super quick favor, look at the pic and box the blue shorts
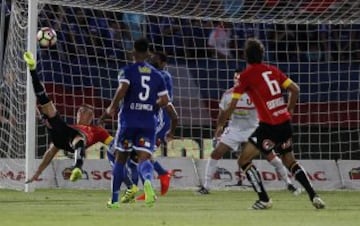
[114,127,156,154]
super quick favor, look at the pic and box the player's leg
[277,121,324,209]
[154,126,173,196]
[108,150,129,208]
[265,150,302,196]
[199,127,242,194]
[107,140,139,204]
[135,128,157,207]
[107,128,132,208]
[198,142,231,194]
[69,136,86,182]
[281,150,325,209]
[126,151,144,185]
[238,142,272,209]
[120,153,140,203]
[23,52,57,118]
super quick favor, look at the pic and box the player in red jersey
[23,52,113,183]
[223,38,325,209]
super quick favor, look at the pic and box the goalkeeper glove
[23,51,36,70]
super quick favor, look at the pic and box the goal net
[0,0,359,190]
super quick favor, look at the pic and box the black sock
[73,140,85,169]
[242,163,269,202]
[291,162,317,201]
[30,70,50,105]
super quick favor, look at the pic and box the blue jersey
[118,62,168,129]
[156,69,173,142]
[160,70,173,101]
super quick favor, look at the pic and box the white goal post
[0,0,359,190]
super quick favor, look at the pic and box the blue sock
[128,159,139,185]
[138,160,154,182]
[153,160,168,176]
[111,162,125,203]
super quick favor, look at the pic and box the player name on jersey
[130,102,154,111]
[266,96,285,110]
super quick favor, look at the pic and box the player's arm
[281,78,299,115]
[105,82,129,117]
[222,92,242,126]
[157,93,170,108]
[214,108,227,138]
[164,102,178,141]
[25,144,59,183]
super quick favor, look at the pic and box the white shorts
[219,127,254,152]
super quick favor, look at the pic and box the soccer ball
[37,27,57,47]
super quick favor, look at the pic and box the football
[37,27,57,47]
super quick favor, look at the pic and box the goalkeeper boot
[120,185,139,203]
[251,199,273,210]
[70,167,82,182]
[312,195,326,209]
[23,52,36,70]
[144,180,156,207]
[106,200,120,209]
[159,170,172,195]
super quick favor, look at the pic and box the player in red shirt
[223,38,325,209]
[23,52,113,184]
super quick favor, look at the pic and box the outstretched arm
[105,82,129,117]
[25,144,59,183]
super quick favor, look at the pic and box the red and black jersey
[71,124,112,147]
[233,63,292,125]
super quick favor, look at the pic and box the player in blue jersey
[130,51,178,200]
[103,38,170,208]
[104,52,179,203]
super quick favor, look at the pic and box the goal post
[25,0,39,192]
[0,0,359,190]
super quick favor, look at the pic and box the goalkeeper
[24,52,113,183]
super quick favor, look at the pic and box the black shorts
[47,114,80,153]
[248,120,293,155]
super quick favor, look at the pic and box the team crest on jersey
[262,139,275,151]
[281,138,292,149]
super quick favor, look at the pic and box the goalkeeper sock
[30,70,50,105]
[203,158,218,189]
[290,162,317,201]
[153,160,168,176]
[111,162,125,203]
[138,159,154,182]
[242,163,270,202]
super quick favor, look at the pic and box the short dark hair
[134,38,149,53]
[234,69,241,74]
[154,51,167,63]
[150,51,167,69]
[244,38,264,64]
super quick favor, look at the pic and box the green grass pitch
[1,189,360,226]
